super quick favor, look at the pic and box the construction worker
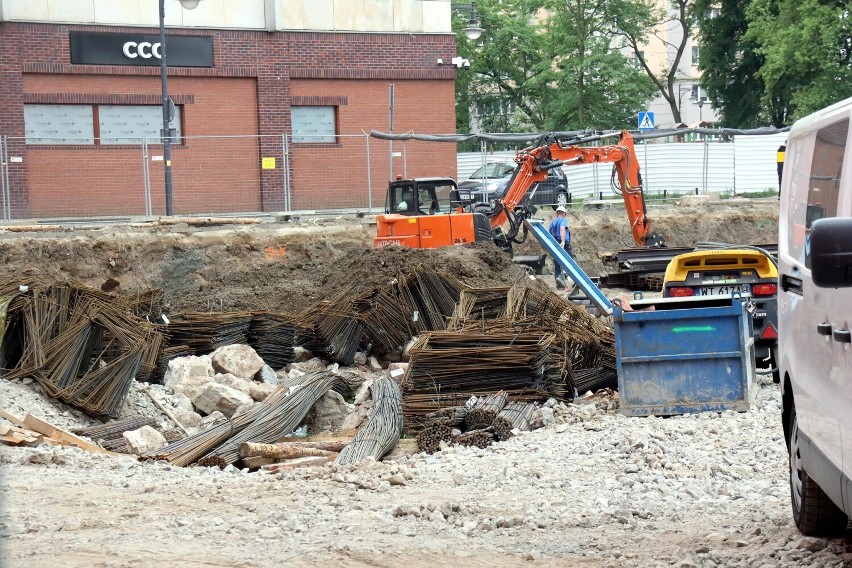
[777,141,786,191]
[548,205,573,289]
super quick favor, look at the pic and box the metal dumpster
[613,292,756,417]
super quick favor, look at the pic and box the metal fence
[0,129,786,222]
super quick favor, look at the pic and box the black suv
[457,161,569,209]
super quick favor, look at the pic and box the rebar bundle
[447,287,510,331]
[397,268,463,333]
[72,415,156,439]
[149,371,345,467]
[498,402,536,431]
[403,390,547,432]
[506,281,617,393]
[403,330,560,396]
[454,429,494,449]
[464,391,508,430]
[425,406,468,427]
[415,422,453,454]
[334,376,403,465]
[354,289,411,356]
[1,282,163,419]
[490,416,514,441]
[166,311,253,354]
[249,312,296,369]
[573,367,618,394]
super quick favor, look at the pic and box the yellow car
[663,248,778,378]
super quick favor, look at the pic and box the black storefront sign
[70,32,213,67]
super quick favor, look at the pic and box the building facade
[0,0,459,218]
[637,2,718,128]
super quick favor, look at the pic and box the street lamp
[696,99,705,121]
[455,2,485,40]
[160,0,202,216]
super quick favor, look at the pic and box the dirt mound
[0,199,777,313]
[0,225,526,315]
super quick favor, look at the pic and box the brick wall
[289,78,457,211]
[0,23,458,218]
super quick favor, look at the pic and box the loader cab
[385,177,462,216]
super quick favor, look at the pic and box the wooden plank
[260,455,336,473]
[22,414,59,437]
[0,423,12,437]
[21,414,117,455]
[1,410,26,427]
[238,441,341,459]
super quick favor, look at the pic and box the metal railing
[0,129,786,223]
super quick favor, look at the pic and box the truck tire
[788,405,848,535]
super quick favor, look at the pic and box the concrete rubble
[122,426,168,455]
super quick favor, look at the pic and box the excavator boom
[490,130,661,247]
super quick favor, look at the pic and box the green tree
[454,0,656,133]
[693,0,777,127]
[746,0,852,121]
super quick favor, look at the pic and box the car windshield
[469,162,515,179]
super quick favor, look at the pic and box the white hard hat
[556,205,566,213]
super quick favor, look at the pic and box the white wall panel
[457,134,787,200]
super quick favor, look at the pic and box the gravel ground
[2,373,851,567]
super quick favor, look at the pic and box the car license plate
[697,285,743,296]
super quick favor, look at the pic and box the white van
[779,96,852,535]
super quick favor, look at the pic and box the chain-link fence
[0,129,786,222]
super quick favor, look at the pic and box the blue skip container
[613,292,756,417]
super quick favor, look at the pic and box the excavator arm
[489,130,664,247]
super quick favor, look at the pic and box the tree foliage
[693,0,778,127]
[454,0,656,132]
[745,0,851,121]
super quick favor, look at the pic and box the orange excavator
[374,130,665,253]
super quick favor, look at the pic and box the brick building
[0,1,459,218]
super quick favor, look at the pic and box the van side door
[780,119,847,499]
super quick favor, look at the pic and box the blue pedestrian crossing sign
[638,111,655,131]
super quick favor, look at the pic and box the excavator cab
[385,178,462,216]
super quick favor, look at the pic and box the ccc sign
[123,41,163,59]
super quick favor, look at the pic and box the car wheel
[788,405,848,535]
[552,192,568,210]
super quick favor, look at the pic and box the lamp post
[453,2,485,40]
[677,84,692,120]
[463,2,485,40]
[160,0,202,216]
[696,99,705,122]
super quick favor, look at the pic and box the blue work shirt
[548,217,570,243]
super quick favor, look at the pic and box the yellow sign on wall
[261,157,276,170]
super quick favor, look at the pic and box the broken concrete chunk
[256,365,279,385]
[341,400,373,433]
[213,373,254,395]
[306,390,352,435]
[210,344,265,379]
[368,356,383,371]
[249,382,276,402]
[174,410,203,429]
[353,379,374,406]
[353,352,368,366]
[192,382,255,418]
[123,425,168,455]
[163,355,215,399]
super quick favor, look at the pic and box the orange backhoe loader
[374,130,665,253]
